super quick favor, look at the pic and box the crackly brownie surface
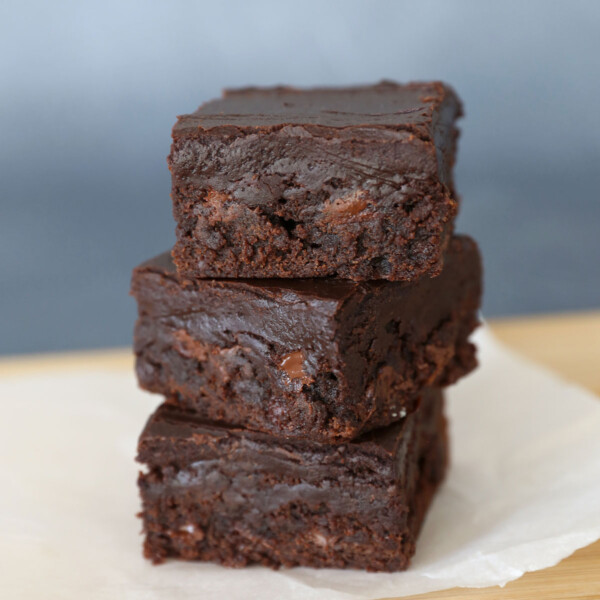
[132,235,481,441]
[168,81,462,281]
[137,388,448,571]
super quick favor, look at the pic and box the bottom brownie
[137,388,448,572]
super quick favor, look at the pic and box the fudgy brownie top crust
[138,388,443,476]
[173,81,461,132]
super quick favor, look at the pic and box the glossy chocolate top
[137,389,442,489]
[138,392,440,459]
[174,81,461,133]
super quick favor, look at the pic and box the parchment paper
[2,327,599,599]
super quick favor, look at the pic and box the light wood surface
[1,311,599,598]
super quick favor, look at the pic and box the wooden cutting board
[1,311,599,599]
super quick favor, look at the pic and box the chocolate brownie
[137,388,447,571]
[168,81,462,281]
[132,235,481,441]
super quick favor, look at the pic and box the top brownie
[168,81,462,281]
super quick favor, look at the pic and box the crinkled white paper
[1,328,600,600]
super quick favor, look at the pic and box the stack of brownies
[131,82,482,572]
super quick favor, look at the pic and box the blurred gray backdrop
[1,0,599,355]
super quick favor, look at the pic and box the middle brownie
[132,235,481,441]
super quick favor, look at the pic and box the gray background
[1,0,599,355]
